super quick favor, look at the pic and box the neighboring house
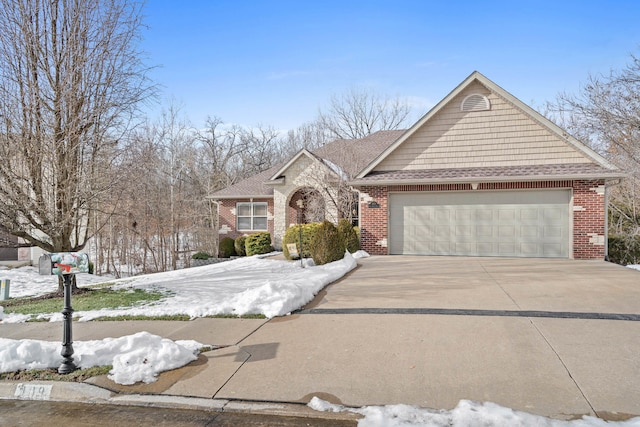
[0,227,32,262]
[0,227,18,261]
[209,72,624,259]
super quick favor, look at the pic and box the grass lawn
[1,287,265,321]
[2,288,166,320]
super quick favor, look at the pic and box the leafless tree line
[91,91,413,276]
[0,0,414,279]
[546,52,640,240]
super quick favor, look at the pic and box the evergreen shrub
[234,235,247,257]
[191,251,211,260]
[310,220,346,265]
[337,218,360,253]
[282,223,321,260]
[246,232,272,256]
[218,237,236,258]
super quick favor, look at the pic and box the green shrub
[282,223,322,260]
[608,235,640,265]
[245,232,272,256]
[191,251,211,260]
[88,261,94,275]
[234,235,247,257]
[218,237,236,258]
[310,220,346,265]
[337,218,360,253]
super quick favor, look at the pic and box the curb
[0,380,360,423]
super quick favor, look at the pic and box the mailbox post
[39,252,90,374]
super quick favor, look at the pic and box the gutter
[349,173,627,187]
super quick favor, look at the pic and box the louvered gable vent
[461,94,490,112]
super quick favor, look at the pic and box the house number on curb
[14,383,53,400]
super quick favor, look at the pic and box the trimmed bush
[234,235,247,257]
[218,237,236,258]
[608,235,640,265]
[282,223,322,260]
[191,251,211,260]
[310,220,346,265]
[337,218,360,253]
[246,232,272,256]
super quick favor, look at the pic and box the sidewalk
[1,256,640,422]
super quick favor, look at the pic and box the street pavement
[1,256,639,423]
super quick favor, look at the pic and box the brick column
[572,179,606,259]
[359,185,388,255]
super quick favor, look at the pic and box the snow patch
[309,397,640,427]
[0,332,201,385]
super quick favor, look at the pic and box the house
[209,72,624,259]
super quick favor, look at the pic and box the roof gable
[209,130,403,200]
[268,149,325,181]
[357,71,618,178]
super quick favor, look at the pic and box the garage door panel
[543,243,564,257]
[520,225,540,238]
[543,226,562,237]
[520,208,539,221]
[389,190,570,258]
[436,209,454,222]
[476,225,493,237]
[498,209,516,221]
[498,243,516,255]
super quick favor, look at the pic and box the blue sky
[141,0,640,130]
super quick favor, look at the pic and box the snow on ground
[0,251,357,323]
[0,331,202,385]
[2,252,640,424]
[309,397,640,427]
[0,265,115,299]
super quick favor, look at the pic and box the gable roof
[208,130,404,199]
[355,71,621,181]
[268,148,326,181]
[208,165,281,199]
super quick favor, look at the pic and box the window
[237,202,268,231]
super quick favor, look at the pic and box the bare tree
[547,52,640,251]
[318,87,412,140]
[0,0,154,286]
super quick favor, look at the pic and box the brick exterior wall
[217,198,274,242]
[359,186,389,255]
[359,179,607,259]
[572,179,606,259]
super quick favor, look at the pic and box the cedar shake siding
[375,81,590,171]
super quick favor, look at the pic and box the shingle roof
[350,163,625,185]
[208,165,281,199]
[312,130,406,177]
[209,130,405,199]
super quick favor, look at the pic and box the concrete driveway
[305,256,640,314]
[217,256,640,420]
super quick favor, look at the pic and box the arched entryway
[288,187,325,226]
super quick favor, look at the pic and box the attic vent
[461,94,490,112]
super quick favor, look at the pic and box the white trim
[461,93,490,111]
[356,71,620,178]
[269,149,321,181]
[350,173,625,187]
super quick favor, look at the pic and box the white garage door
[389,190,570,257]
